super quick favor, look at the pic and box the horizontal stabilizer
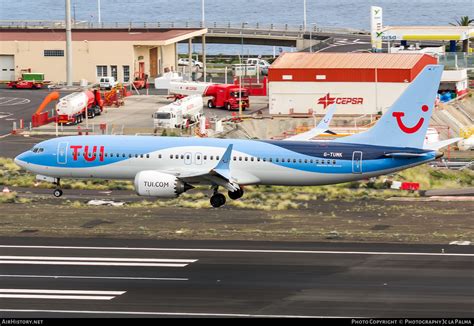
[384,152,430,158]
[423,138,462,150]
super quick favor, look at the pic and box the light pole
[238,54,242,117]
[309,23,317,53]
[303,0,307,31]
[201,0,205,27]
[97,0,101,24]
[241,22,248,57]
[65,0,73,86]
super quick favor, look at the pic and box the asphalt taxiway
[0,237,472,318]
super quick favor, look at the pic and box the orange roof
[271,53,430,69]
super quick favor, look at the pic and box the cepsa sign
[317,93,364,109]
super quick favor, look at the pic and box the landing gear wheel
[228,188,244,200]
[53,189,63,197]
[210,193,226,208]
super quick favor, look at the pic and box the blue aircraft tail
[335,64,444,149]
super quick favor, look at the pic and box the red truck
[204,84,249,111]
[7,72,45,89]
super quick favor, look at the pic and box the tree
[450,16,473,53]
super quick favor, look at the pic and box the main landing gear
[210,186,244,208]
[53,178,63,197]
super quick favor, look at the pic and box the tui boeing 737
[14,65,460,207]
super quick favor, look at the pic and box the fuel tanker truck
[56,90,103,125]
[155,78,249,111]
[153,94,203,129]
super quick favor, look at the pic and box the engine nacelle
[134,171,192,198]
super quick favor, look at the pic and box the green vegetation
[0,192,32,204]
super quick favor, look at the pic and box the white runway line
[0,294,115,300]
[0,255,196,263]
[0,245,471,257]
[0,309,354,318]
[0,289,126,301]
[0,274,188,281]
[0,289,125,295]
[0,260,189,267]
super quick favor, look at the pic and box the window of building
[123,66,130,82]
[96,65,108,78]
[111,65,118,81]
[44,50,64,57]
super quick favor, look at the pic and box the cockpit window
[32,148,39,153]
[32,147,44,153]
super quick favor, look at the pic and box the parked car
[246,58,270,75]
[99,76,118,90]
[178,58,204,69]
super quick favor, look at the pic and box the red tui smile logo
[392,105,429,134]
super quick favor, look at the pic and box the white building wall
[269,82,410,115]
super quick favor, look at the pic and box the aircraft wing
[161,144,240,192]
[284,104,337,141]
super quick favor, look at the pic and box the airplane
[14,65,461,208]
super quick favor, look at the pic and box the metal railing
[0,20,368,35]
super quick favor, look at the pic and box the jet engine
[134,171,193,198]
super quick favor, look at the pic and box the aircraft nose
[14,152,28,168]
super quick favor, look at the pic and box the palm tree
[450,16,473,53]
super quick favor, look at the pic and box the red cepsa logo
[70,145,104,162]
[317,93,364,109]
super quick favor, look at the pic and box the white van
[99,76,118,90]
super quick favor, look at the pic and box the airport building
[268,52,438,115]
[0,28,207,83]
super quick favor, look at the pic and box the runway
[0,237,472,318]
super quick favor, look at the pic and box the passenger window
[204,155,207,160]
[304,159,308,163]
[333,160,336,165]
[146,154,150,158]
[158,154,162,159]
[321,160,324,164]
[327,160,330,164]
[269,158,272,162]
[216,156,220,160]
[310,159,313,163]
[170,154,173,159]
[233,156,237,161]
[122,154,126,158]
[263,158,266,162]
[257,158,260,162]
[210,155,214,160]
[197,155,201,160]
[239,157,242,161]
[175,154,180,159]
[287,158,291,163]
[180,155,184,159]
[293,159,296,163]
[186,155,190,160]
[251,157,254,162]
[105,153,108,157]
[275,158,279,163]
[129,154,132,158]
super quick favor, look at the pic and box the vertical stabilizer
[335,65,443,148]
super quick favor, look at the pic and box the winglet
[213,144,233,180]
[284,104,337,141]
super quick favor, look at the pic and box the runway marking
[0,294,116,300]
[0,255,196,263]
[0,289,125,295]
[0,274,188,281]
[0,245,471,257]
[0,309,354,318]
[0,260,189,267]
[0,289,125,301]
[0,97,30,106]
[0,255,197,267]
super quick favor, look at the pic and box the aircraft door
[57,142,68,165]
[352,151,363,174]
